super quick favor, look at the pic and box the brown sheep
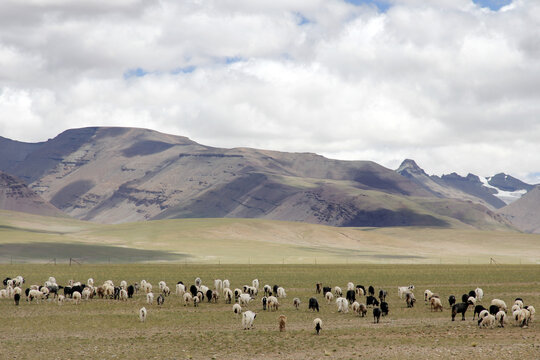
[279,315,287,332]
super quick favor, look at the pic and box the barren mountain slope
[498,186,540,233]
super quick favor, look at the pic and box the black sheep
[381,301,389,316]
[473,305,487,319]
[64,286,73,298]
[322,286,331,295]
[190,285,198,296]
[14,293,20,306]
[25,288,30,297]
[2,277,11,286]
[206,289,213,302]
[451,302,469,321]
[127,285,135,298]
[356,285,366,295]
[316,283,322,294]
[379,289,387,302]
[366,295,379,307]
[157,294,164,306]
[114,286,121,300]
[368,286,375,296]
[346,290,356,303]
[448,295,456,307]
[489,305,500,315]
[309,297,319,312]
[461,294,469,303]
[273,285,279,295]
[262,296,267,310]
[373,307,382,323]
[468,290,476,299]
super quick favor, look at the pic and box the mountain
[484,173,533,204]
[0,171,62,216]
[497,186,540,233]
[0,127,515,230]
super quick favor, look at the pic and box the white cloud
[0,0,539,182]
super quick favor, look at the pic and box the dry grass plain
[0,264,539,359]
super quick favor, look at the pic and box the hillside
[0,127,519,230]
[498,186,540,233]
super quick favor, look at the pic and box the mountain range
[0,127,537,232]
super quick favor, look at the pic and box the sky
[1,0,539,183]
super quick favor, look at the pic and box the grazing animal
[233,303,242,316]
[183,292,192,306]
[277,287,286,298]
[157,294,164,306]
[368,286,375,296]
[263,285,271,296]
[373,307,382,323]
[127,285,135,298]
[491,299,507,313]
[452,302,470,321]
[405,293,416,308]
[261,296,267,310]
[378,289,387,302]
[448,295,456,307]
[14,293,20,306]
[239,294,252,306]
[475,288,484,301]
[242,311,256,330]
[278,314,287,332]
[195,277,202,288]
[309,297,319,312]
[293,297,301,310]
[336,297,349,313]
[430,297,443,312]
[190,285,198,297]
[496,310,507,327]
[273,285,279,295]
[468,290,476,299]
[119,289,128,301]
[478,314,495,328]
[223,280,230,290]
[473,305,487,320]
[139,307,147,322]
[72,291,82,305]
[347,282,355,291]
[193,295,200,307]
[467,296,476,307]
[334,286,342,297]
[489,305,500,315]
[316,283,322,294]
[314,318,322,335]
[346,289,356,303]
[325,291,334,304]
[461,294,469,303]
[206,289,213,303]
[224,288,233,304]
[147,293,154,305]
[380,301,389,316]
[366,296,379,307]
[398,285,414,299]
[267,296,279,311]
[323,286,332,296]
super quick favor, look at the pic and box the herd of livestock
[1,275,535,333]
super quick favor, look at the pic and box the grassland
[1,209,540,264]
[0,264,539,359]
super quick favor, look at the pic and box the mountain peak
[396,159,427,177]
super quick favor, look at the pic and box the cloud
[1,0,539,182]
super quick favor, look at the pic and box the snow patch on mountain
[480,177,526,205]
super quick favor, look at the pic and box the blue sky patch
[345,0,391,13]
[123,67,148,79]
[225,56,244,64]
[295,12,311,26]
[472,0,512,11]
[170,65,196,75]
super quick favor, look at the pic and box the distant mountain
[0,127,517,230]
[0,171,62,216]
[498,186,540,233]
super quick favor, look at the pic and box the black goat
[14,293,20,306]
[379,289,387,302]
[206,289,213,302]
[346,290,356,303]
[127,285,135,298]
[473,305,487,320]
[448,295,456,307]
[262,296,267,310]
[381,301,389,316]
[322,286,331,295]
[309,297,319,312]
[366,295,379,307]
[373,307,382,323]
[368,286,375,296]
[461,294,469,303]
[316,283,322,294]
[452,302,469,321]
[190,285,198,296]
[489,305,500,315]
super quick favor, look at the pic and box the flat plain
[0,264,539,359]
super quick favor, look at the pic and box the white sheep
[57,295,65,305]
[514,299,524,309]
[336,297,349,313]
[49,276,57,284]
[511,304,521,313]
[491,299,507,313]
[223,279,230,290]
[467,296,476,306]
[28,289,43,303]
[277,287,287,298]
[120,280,127,290]
[267,296,279,311]
[424,290,433,303]
[475,288,483,301]
[147,292,154,305]
[478,309,489,319]
[398,285,414,299]
[313,318,322,335]
[325,291,334,304]
[158,281,166,291]
[242,311,256,330]
[0,289,9,299]
[162,285,170,296]
[176,283,185,297]
[233,303,242,316]
[72,291,81,305]
[223,288,233,303]
[351,301,360,313]
[526,305,535,322]
[334,286,342,297]
[120,289,128,301]
[145,283,153,294]
[263,284,271,296]
[193,295,200,307]
[252,279,259,290]
[347,282,354,291]
[87,278,94,287]
[195,277,202,288]
[82,287,91,300]
[495,310,507,327]
[479,314,495,328]
[430,297,443,312]
[183,292,192,306]
[356,287,365,297]
[293,297,301,310]
[239,293,251,306]
[139,307,147,322]
[214,279,223,293]
[514,309,531,327]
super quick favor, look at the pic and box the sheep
[224,288,233,304]
[346,289,356,304]
[193,295,200,307]
[325,291,334,304]
[273,285,279,295]
[72,291,82,305]
[468,290,477,299]
[366,296,379,307]
[211,290,219,303]
[451,302,470,321]
[347,282,355,291]
[491,299,507,313]
[233,303,242,316]
[378,289,387,302]
[242,311,256,330]
[368,286,375,296]
[511,304,521,313]
[293,297,301,310]
[478,310,489,320]
[308,297,319,312]
[489,305,500,315]
[316,283,322,294]
[262,296,267,310]
[157,294,164,306]
[82,287,92,300]
[473,305,487,319]
[200,285,209,295]
[127,285,135,298]
[467,297,476,307]
[239,294,252,306]
[405,293,416,308]
[515,309,531,327]
[278,314,287,332]
[119,289,128,301]
[277,287,287,298]
[214,279,223,293]
[352,301,360,313]
[267,296,279,311]
[525,305,535,322]
[356,287,365,297]
[223,279,230,290]
[120,280,127,290]
[195,277,202,288]
[139,307,147,322]
[162,286,170,296]
[461,294,469,303]
[234,288,242,301]
[263,285,271,296]
[381,301,389,316]
[190,285,198,297]
[28,289,43,303]
[196,291,204,303]
[478,314,495,328]
[147,293,154,305]
[424,290,433,303]
[373,307,382,323]
[430,297,443,312]
[334,286,343,297]
[496,310,507,327]
[175,283,185,297]
[314,318,322,335]
[14,293,20,306]
[206,289,213,302]
[323,286,332,296]
[514,299,524,309]
[398,285,414,299]
[475,288,483,301]
[252,279,259,290]
[57,295,65,305]
[336,297,349,313]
